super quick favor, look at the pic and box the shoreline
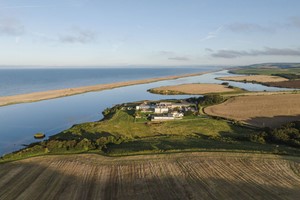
[0,70,216,107]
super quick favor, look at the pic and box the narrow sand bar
[149,83,236,95]
[0,71,211,107]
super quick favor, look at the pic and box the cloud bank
[0,17,25,36]
[168,56,190,61]
[289,16,300,28]
[199,26,223,42]
[226,22,273,33]
[59,28,96,44]
[211,47,300,58]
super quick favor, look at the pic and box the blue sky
[0,0,300,67]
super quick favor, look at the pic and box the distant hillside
[229,63,300,75]
[237,63,300,69]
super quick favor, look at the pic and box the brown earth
[217,75,288,83]
[205,94,300,128]
[0,152,300,200]
[265,80,300,89]
[222,90,300,97]
[0,71,210,107]
[150,83,235,95]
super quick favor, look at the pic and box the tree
[199,94,224,106]
[96,137,108,149]
[221,82,229,86]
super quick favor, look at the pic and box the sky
[0,0,300,67]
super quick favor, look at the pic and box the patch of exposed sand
[150,83,236,95]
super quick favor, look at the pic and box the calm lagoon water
[0,69,292,155]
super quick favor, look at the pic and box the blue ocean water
[0,67,214,96]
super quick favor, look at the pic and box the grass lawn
[56,110,255,140]
[105,135,300,156]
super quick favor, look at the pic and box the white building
[170,103,192,109]
[154,107,169,113]
[152,116,174,121]
[157,102,173,107]
[136,104,150,110]
[171,111,184,118]
[136,102,156,111]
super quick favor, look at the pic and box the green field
[105,135,300,156]
[230,63,300,76]
[55,109,252,139]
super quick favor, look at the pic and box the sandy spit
[150,83,235,94]
[0,71,212,107]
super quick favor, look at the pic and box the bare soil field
[0,71,208,107]
[217,75,288,83]
[205,94,300,128]
[149,83,236,95]
[266,80,300,89]
[222,90,300,97]
[0,152,300,200]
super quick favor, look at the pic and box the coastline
[0,70,216,107]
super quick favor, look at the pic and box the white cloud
[59,28,97,44]
[0,17,25,36]
[226,22,274,33]
[158,50,175,56]
[0,1,91,9]
[168,56,190,61]
[199,26,223,42]
[211,47,300,58]
[288,16,300,28]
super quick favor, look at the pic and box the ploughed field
[1,152,300,200]
[265,80,300,89]
[205,94,300,128]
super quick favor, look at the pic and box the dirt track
[205,94,300,128]
[0,152,300,200]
